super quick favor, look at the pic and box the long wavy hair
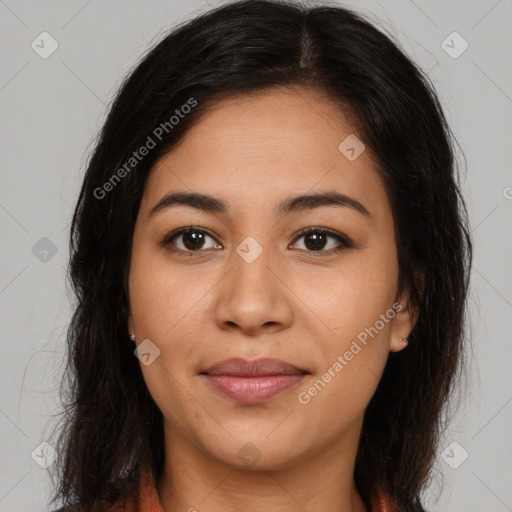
[47,1,473,510]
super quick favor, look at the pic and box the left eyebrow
[277,190,371,220]
[149,190,372,221]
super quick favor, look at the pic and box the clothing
[106,467,389,511]
[106,468,163,512]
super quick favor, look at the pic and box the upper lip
[202,357,309,377]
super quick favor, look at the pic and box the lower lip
[202,374,307,403]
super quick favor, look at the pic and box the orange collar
[107,467,163,512]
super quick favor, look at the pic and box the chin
[199,432,310,472]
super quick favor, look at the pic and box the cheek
[297,294,394,426]
[298,357,381,438]
[297,250,398,333]
[128,241,212,385]
[129,240,196,337]
[129,250,201,421]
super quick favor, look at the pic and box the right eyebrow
[149,192,226,218]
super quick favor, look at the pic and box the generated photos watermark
[94,97,198,200]
[297,301,403,405]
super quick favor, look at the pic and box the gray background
[1,0,511,510]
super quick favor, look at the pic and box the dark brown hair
[47,1,473,510]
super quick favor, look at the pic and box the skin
[127,85,416,512]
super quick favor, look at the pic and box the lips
[200,357,309,403]
[201,357,308,377]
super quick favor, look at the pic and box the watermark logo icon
[441,441,469,469]
[236,236,263,263]
[338,134,365,161]
[31,442,57,469]
[237,442,262,467]
[134,339,161,366]
[441,32,468,59]
[32,237,58,263]
[31,32,59,59]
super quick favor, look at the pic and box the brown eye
[179,230,207,251]
[303,231,328,251]
[291,227,353,254]
[160,227,221,254]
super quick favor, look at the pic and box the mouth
[200,357,310,403]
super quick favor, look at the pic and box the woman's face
[128,86,414,471]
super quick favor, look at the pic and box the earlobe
[127,314,134,340]
[389,296,417,353]
[390,336,409,352]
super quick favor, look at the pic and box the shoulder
[50,503,124,512]
[49,507,89,512]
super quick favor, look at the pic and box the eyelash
[159,226,353,257]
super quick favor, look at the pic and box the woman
[48,0,473,511]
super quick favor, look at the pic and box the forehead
[139,86,390,225]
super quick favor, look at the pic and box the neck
[156,419,369,512]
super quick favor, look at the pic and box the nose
[213,240,294,337]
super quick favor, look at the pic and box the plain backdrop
[0,0,511,510]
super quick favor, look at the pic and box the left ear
[389,297,416,353]
[127,313,134,339]
[390,274,422,353]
